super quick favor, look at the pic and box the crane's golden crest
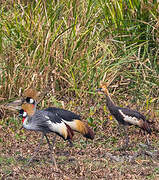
[21,103,35,116]
[23,88,40,100]
[100,82,109,95]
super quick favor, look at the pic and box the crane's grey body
[22,109,72,139]
[19,106,76,169]
[25,97,83,135]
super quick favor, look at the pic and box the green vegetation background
[0,0,158,103]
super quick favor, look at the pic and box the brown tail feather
[65,123,74,140]
[75,120,95,140]
[84,124,95,140]
[141,121,151,134]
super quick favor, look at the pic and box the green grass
[0,0,158,102]
[0,156,15,165]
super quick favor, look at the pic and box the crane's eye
[26,97,35,104]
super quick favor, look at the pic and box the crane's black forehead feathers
[19,109,25,118]
[19,109,24,114]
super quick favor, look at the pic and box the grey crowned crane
[19,103,75,169]
[19,90,94,167]
[96,82,151,149]
[23,89,94,141]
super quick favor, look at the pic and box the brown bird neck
[105,93,116,109]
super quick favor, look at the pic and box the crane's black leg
[27,133,45,165]
[68,139,73,147]
[124,126,129,147]
[45,135,58,170]
[117,125,129,151]
[146,133,150,146]
[120,126,129,150]
[52,135,57,147]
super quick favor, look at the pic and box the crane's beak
[96,88,102,92]
[6,99,23,111]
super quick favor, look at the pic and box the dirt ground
[1,107,159,180]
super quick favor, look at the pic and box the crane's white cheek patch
[30,98,34,104]
[47,120,67,138]
[119,110,140,126]
[23,111,27,117]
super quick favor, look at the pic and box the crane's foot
[50,154,58,170]
[68,139,73,147]
[26,157,38,166]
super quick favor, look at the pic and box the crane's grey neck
[23,116,32,130]
[34,104,37,111]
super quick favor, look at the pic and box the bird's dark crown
[23,88,39,101]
